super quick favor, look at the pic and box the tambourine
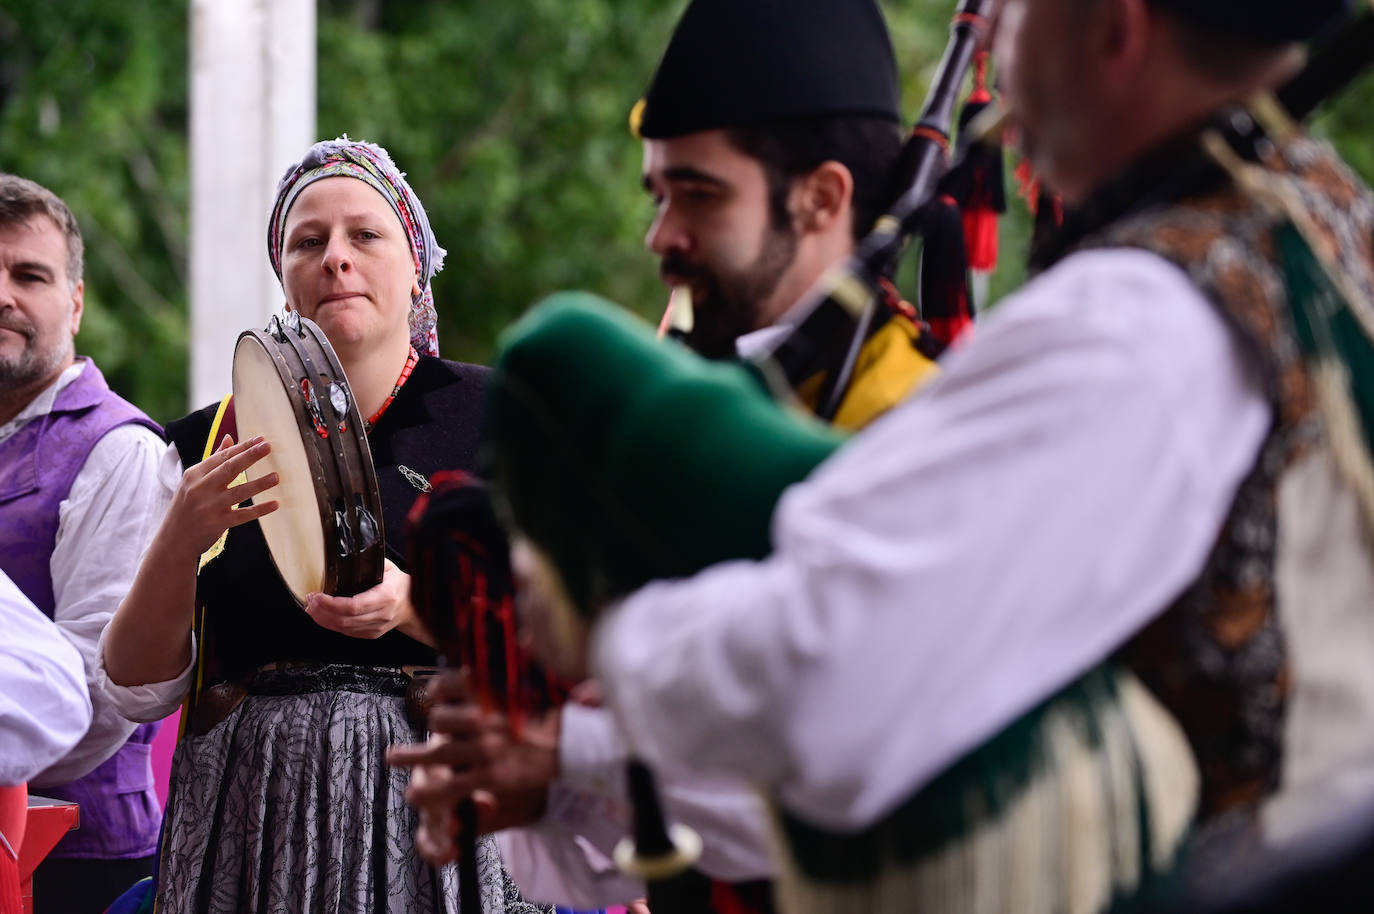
[232,310,385,603]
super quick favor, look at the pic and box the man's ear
[793,161,854,235]
[1099,0,1153,86]
[69,279,84,337]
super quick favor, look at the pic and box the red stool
[0,784,25,914]
[17,796,79,914]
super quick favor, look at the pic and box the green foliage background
[1,1,1371,422]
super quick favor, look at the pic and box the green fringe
[1281,222,1374,456]
[780,665,1148,885]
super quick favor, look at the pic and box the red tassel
[963,207,999,274]
[945,51,1005,279]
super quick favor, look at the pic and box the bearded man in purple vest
[0,174,167,911]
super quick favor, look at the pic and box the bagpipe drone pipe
[751,0,1000,418]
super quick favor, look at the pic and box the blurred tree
[0,0,1370,419]
[0,1,190,421]
[313,0,685,364]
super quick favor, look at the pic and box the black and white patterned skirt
[156,664,542,914]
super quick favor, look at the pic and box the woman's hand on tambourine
[168,434,279,561]
[305,559,436,644]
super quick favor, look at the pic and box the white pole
[189,0,315,411]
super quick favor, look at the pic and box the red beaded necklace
[364,346,419,431]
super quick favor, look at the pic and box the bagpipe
[416,3,1374,910]
[476,2,1011,907]
[405,470,754,913]
[405,471,569,914]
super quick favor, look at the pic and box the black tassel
[917,195,974,347]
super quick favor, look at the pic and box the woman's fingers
[303,602,393,639]
[231,471,280,503]
[198,434,255,473]
[205,437,272,486]
[226,499,279,528]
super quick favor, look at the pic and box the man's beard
[0,318,63,390]
[663,224,799,361]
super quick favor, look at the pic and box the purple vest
[0,358,163,860]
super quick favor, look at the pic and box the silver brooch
[399,465,432,493]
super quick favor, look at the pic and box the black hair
[724,115,905,242]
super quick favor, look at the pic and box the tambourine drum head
[232,335,326,602]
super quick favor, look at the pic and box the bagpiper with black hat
[630,0,942,420]
[468,0,1374,911]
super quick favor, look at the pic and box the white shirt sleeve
[30,425,178,787]
[592,248,1272,832]
[499,704,778,906]
[497,824,643,910]
[0,570,92,786]
[558,705,776,881]
[91,441,198,726]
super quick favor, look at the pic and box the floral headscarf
[268,137,443,356]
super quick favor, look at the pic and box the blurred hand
[306,559,434,644]
[403,756,549,866]
[167,434,279,560]
[567,679,603,707]
[388,668,559,847]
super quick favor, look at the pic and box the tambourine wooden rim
[231,311,386,604]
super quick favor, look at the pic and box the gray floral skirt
[156,664,544,914]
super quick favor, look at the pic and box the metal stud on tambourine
[231,314,386,602]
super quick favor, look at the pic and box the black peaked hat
[634,0,902,140]
[1148,0,1355,42]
